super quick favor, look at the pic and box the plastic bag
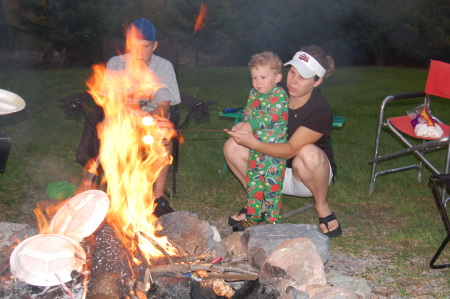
[407,105,443,138]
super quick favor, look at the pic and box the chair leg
[369,161,377,193]
[171,137,179,197]
[430,233,450,269]
[429,175,450,269]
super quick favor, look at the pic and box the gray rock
[0,222,38,263]
[281,286,309,299]
[259,238,327,295]
[241,223,329,268]
[311,285,359,299]
[159,211,225,256]
[326,270,373,299]
[222,232,247,257]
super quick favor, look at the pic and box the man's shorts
[281,163,334,197]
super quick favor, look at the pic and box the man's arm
[148,100,170,118]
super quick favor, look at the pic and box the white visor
[284,51,326,79]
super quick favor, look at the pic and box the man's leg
[153,141,173,199]
[291,144,339,234]
[152,140,175,217]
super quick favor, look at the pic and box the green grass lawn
[0,65,449,296]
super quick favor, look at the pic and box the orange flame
[32,23,180,278]
[194,3,208,33]
[33,200,68,233]
[85,57,179,268]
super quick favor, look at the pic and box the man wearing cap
[105,18,181,214]
[224,45,342,237]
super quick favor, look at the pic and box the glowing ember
[194,3,208,34]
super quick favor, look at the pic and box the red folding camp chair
[369,60,450,193]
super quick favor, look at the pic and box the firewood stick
[139,231,174,264]
[148,252,211,265]
[204,273,259,281]
[147,263,258,276]
[221,253,247,264]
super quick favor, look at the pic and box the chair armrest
[387,91,425,102]
[57,91,99,129]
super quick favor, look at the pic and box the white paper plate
[49,189,110,242]
[9,234,86,286]
[0,89,26,115]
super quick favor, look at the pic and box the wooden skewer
[181,129,225,132]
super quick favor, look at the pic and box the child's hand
[232,122,252,133]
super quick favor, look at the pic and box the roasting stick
[181,129,225,132]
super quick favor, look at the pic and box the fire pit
[1,212,364,299]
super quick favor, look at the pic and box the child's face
[250,65,282,94]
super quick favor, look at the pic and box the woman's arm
[225,125,323,159]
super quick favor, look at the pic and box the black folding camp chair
[59,91,210,197]
[429,174,450,269]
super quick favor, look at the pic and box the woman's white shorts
[281,163,334,197]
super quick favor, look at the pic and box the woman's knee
[224,137,248,162]
[223,138,237,159]
[293,144,327,170]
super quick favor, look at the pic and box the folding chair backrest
[425,60,450,99]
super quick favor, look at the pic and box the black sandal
[232,218,258,232]
[228,208,266,226]
[319,213,342,237]
[228,207,247,226]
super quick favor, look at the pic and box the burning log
[86,223,133,299]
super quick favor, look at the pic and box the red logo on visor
[299,54,309,62]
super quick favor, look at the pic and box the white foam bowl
[0,89,26,115]
[9,234,86,286]
[49,189,110,242]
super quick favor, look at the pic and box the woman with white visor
[224,45,341,237]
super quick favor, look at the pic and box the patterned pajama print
[243,86,288,223]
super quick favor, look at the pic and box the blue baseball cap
[127,18,157,41]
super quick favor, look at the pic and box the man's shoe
[153,197,174,217]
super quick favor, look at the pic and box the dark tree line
[3,0,450,67]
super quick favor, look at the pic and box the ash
[0,274,86,299]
